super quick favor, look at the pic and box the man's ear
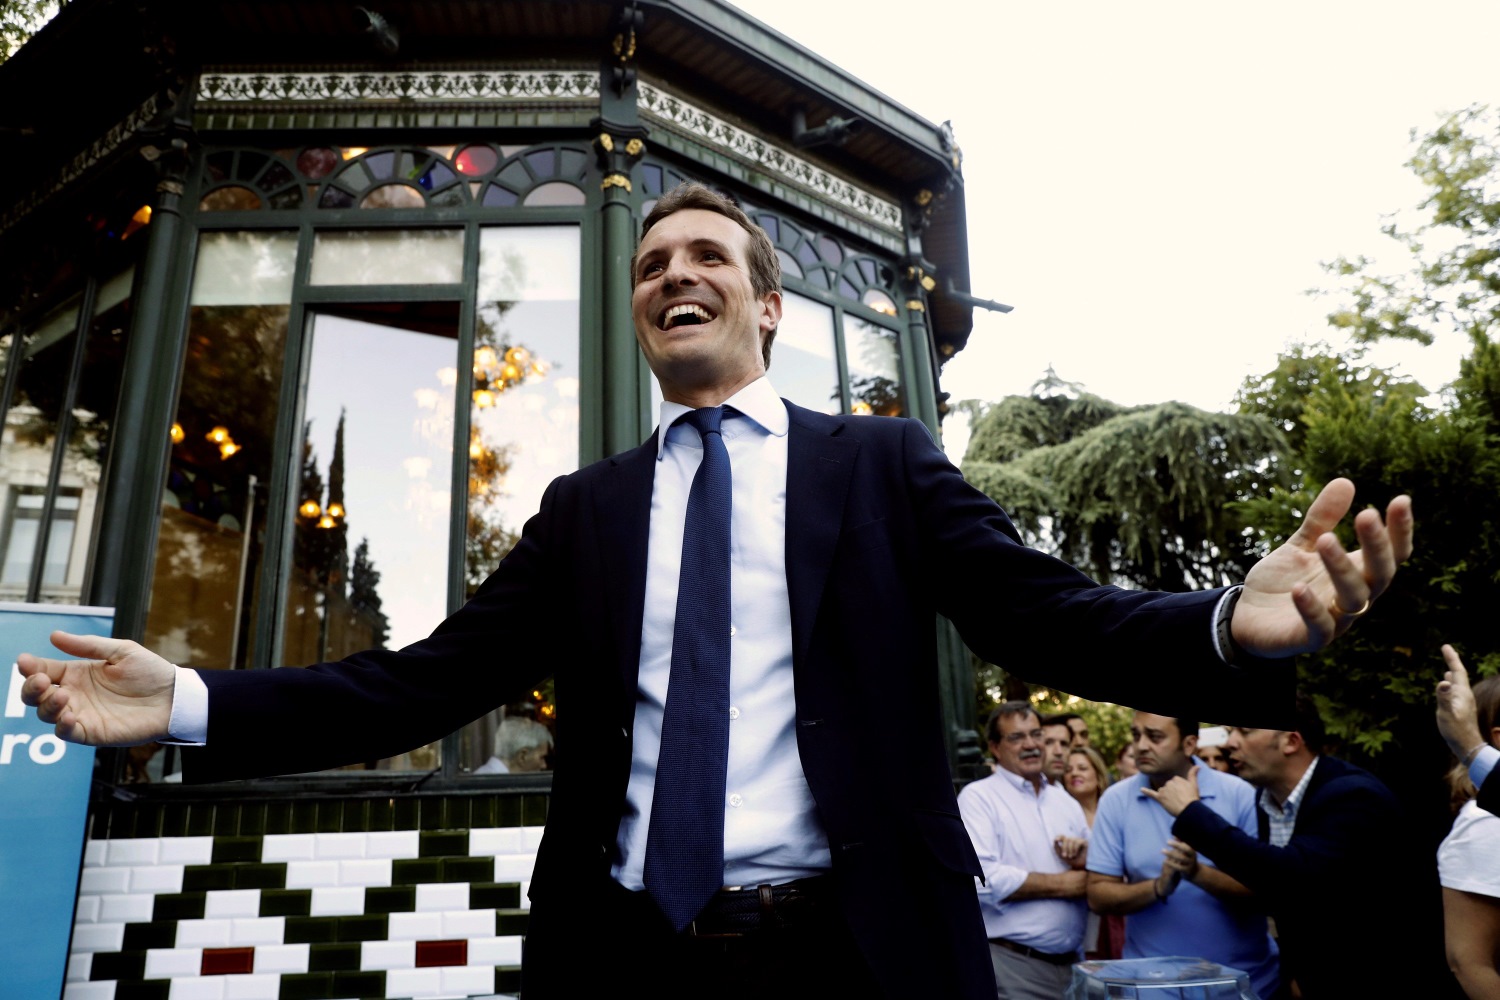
[1182,734,1199,757]
[1281,730,1305,756]
[759,289,782,333]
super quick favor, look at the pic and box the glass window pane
[309,230,464,286]
[842,315,905,417]
[284,305,460,774]
[145,231,298,674]
[459,225,581,773]
[1,509,38,587]
[771,291,840,415]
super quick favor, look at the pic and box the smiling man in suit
[21,183,1413,999]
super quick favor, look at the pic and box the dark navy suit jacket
[1172,754,1449,997]
[185,403,1292,998]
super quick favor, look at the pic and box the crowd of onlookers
[958,646,1500,999]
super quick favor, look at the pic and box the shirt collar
[655,376,788,460]
[994,763,1048,797]
[1263,755,1319,816]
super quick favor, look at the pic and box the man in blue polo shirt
[1086,711,1279,998]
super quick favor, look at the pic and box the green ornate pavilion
[1,2,1000,996]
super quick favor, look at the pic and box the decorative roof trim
[637,81,902,233]
[196,69,599,104]
[0,93,159,236]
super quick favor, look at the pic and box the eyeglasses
[999,729,1044,745]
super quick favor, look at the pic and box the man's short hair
[1289,694,1325,755]
[1045,712,1082,728]
[986,701,1038,743]
[493,716,553,763]
[632,182,782,368]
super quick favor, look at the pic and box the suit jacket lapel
[784,403,858,669]
[595,433,658,698]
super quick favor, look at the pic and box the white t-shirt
[1438,800,1500,897]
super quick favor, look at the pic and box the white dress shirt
[957,765,1089,953]
[612,376,829,889]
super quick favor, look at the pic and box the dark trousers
[522,876,883,999]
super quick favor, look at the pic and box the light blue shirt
[1471,744,1498,789]
[1089,762,1279,999]
[612,377,830,890]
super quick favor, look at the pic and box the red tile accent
[201,947,255,975]
[415,939,468,968]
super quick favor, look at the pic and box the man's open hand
[17,631,176,746]
[1231,478,1412,658]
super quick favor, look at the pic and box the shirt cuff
[163,666,208,745]
[1470,744,1499,789]
[1210,585,1244,664]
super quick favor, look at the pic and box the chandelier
[472,345,547,409]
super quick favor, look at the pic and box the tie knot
[677,406,727,438]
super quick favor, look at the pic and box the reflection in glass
[861,287,898,317]
[309,229,465,286]
[458,225,581,773]
[772,291,840,415]
[360,184,426,209]
[843,315,904,417]
[144,231,297,673]
[286,304,460,774]
[1,489,79,587]
[523,182,585,207]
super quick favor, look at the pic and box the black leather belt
[686,876,832,937]
[989,936,1076,967]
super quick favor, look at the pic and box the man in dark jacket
[1144,696,1453,998]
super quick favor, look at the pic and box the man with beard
[960,703,1090,998]
[1087,712,1279,999]
[1145,697,1450,997]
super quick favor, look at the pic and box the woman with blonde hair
[1064,745,1124,959]
[1438,647,1500,999]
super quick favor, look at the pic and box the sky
[730,0,1499,460]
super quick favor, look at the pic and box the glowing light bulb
[170,422,185,443]
[474,389,495,408]
[475,346,499,369]
[299,500,321,518]
[326,502,345,519]
[317,514,336,529]
[206,426,230,443]
[852,401,874,416]
[219,441,241,459]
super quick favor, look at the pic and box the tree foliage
[1,0,56,60]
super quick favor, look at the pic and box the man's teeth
[663,304,713,327]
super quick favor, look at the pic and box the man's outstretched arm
[18,632,178,747]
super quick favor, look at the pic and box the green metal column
[592,3,650,456]
[89,97,197,639]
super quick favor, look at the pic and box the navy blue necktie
[644,406,733,931]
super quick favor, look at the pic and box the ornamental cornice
[637,82,903,233]
[0,94,160,236]
[196,68,599,103]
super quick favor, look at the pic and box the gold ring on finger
[1329,597,1371,619]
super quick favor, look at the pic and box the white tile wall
[360,939,417,971]
[386,911,444,941]
[78,867,129,895]
[468,936,523,967]
[167,976,225,1000]
[204,889,262,919]
[66,952,93,983]
[492,855,535,882]
[129,864,185,894]
[415,883,469,912]
[313,832,367,860]
[283,860,340,889]
[175,919,234,949]
[441,909,495,938]
[106,838,161,866]
[468,828,522,856]
[99,892,156,924]
[70,922,125,953]
[518,880,531,910]
[228,917,285,947]
[365,830,420,859]
[159,837,215,866]
[251,943,311,975]
[384,967,443,998]
[64,982,116,1000]
[309,886,366,917]
[260,834,317,863]
[144,947,203,979]
[442,965,496,995]
[74,895,101,924]
[222,973,282,1000]
[520,827,545,851]
[337,859,393,887]
[83,840,107,867]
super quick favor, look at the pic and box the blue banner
[0,603,114,1000]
